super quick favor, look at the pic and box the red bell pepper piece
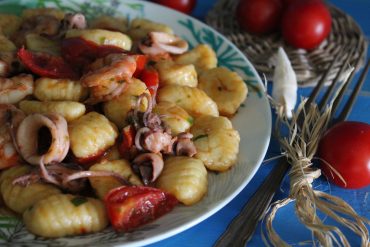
[139,67,159,96]
[104,185,178,232]
[17,47,79,79]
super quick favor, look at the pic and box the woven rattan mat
[206,0,368,87]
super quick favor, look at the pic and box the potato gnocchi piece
[174,44,217,74]
[69,112,118,160]
[0,14,22,37]
[0,165,61,214]
[128,18,173,41]
[0,35,17,52]
[190,115,240,172]
[155,60,197,87]
[153,101,193,135]
[21,8,65,20]
[89,159,142,199]
[157,85,219,117]
[25,33,60,55]
[19,100,86,122]
[156,156,207,205]
[66,29,132,51]
[103,78,149,129]
[23,194,108,238]
[89,15,128,33]
[198,67,248,116]
[34,78,88,102]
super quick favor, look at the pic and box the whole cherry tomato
[151,0,196,14]
[236,0,283,34]
[281,0,332,49]
[104,186,178,232]
[318,121,370,189]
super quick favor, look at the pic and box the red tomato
[236,0,283,34]
[139,68,159,96]
[61,37,125,68]
[17,47,79,79]
[318,121,370,189]
[104,186,178,232]
[281,0,331,49]
[151,0,196,14]
[133,55,148,78]
[117,125,136,160]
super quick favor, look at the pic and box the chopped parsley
[186,117,194,125]
[71,197,88,207]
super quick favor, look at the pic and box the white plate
[0,0,271,246]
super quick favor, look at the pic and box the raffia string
[262,98,370,247]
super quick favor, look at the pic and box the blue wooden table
[149,0,370,246]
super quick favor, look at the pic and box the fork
[214,49,370,247]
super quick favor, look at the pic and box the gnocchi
[155,60,198,87]
[0,35,17,52]
[21,8,65,20]
[157,85,219,117]
[174,44,217,73]
[34,77,88,102]
[89,159,142,199]
[25,33,61,55]
[23,194,108,238]
[89,15,128,33]
[128,18,173,41]
[156,156,207,205]
[19,100,86,122]
[68,112,118,160]
[66,29,132,51]
[0,165,61,213]
[103,78,149,129]
[198,67,248,116]
[153,101,193,135]
[0,14,22,37]
[190,115,240,172]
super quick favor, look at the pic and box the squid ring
[16,113,69,165]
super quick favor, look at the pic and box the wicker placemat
[206,0,368,87]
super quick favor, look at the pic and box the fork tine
[318,48,357,110]
[306,51,343,107]
[336,58,370,122]
[331,48,366,116]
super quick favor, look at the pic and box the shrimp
[16,113,69,165]
[0,74,34,104]
[0,104,25,170]
[81,54,136,103]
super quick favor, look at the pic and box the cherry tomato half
[17,47,79,79]
[236,0,283,34]
[318,121,370,189]
[151,0,196,14]
[281,0,332,49]
[139,67,159,96]
[104,186,178,232]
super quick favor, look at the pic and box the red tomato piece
[104,186,178,232]
[118,125,136,160]
[61,37,125,68]
[133,55,148,78]
[17,47,79,79]
[236,0,283,34]
[318,121,370,189]
[151,0,196,14]
[139,68,159,96]
[281,0,332,49]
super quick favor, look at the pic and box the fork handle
[213,158,290,247]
